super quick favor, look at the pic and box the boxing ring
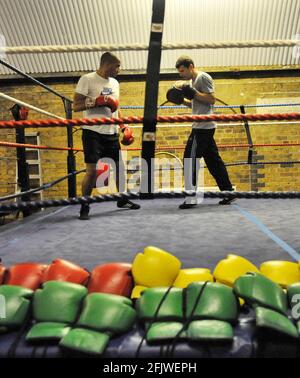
[1,0,300,362]
[1,197,300,269]
[1,113,300,359]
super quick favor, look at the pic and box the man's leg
[81,163,97,196]
[79,129,99,220]
[179,131,199,209]
[203,131,235,205]
[79,163,97,220]
[111,145,140,210]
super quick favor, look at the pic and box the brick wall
[1,72,300,200]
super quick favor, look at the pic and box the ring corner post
[65,99,76,198]
[141,0,166,199]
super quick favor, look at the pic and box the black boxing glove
[181,85,197,100]
[166,87,185,105]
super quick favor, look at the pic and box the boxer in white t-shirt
[74,52,140,220]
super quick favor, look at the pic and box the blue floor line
[233,204,300,261]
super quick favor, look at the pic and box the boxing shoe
[178,202,198,209]
[117,198,140,210]
[178,194,198,209]
[219,197,236,205]
[79,204,90,220]
[219,191,236,205]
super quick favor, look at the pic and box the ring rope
[1,140,298,168]
[1,113,300,129]
[0,141,83,152]
[155,143,300,150]
[224,161,300,167]
[2,40,298,54]
[1,190,300,212]
[123,103,300,110]
[129,160,300,173]
[1,140,300,153]
[155,122,300,128]
[0,92,65,120]
[0,169,86,202]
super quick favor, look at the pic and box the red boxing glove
[0,262,6,284]
[42,258,90,286]
[19,106,29,120]
[88,263,133,297]
[4,263,47,290]
[10,104,29,121]
[121,126,135,146]
[95,95,119,113]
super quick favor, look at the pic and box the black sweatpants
[183,128,233,191]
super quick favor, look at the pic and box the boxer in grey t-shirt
[173,55,235,209]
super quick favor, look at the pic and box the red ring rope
[1,112,300,129]
[1,141,300,153]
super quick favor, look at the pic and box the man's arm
[194,91,216,105]
[182,90,215,106]
[176,81,216,106]
[73,93,89,112]
[73,92,119,113]
[183,100,192,108]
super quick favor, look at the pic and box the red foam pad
[5,263,47,290]
[42,259,90,286]
[88,263,133,297]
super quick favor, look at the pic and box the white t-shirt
[75,72,120,134]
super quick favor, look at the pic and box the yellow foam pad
[213,254,259,287]
[260,260,300,288]
[173,268,214,288]
[131,285,148,299]
[132,246,181,287]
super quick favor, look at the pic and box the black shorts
[82,129,120,164]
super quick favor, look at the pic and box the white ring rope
[127,121,300,129]
[0,92,65,120]
[1,40,298,54]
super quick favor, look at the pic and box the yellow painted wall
[1,71,300,200]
